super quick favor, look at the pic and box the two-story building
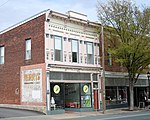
[0,9,102,114]
[101,27,149,109]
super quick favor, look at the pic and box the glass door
[51,83,65,109]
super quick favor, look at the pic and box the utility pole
[100,12,124,114]
[101,25,106,114]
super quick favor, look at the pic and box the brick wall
[0,14,45,104]
[99,33,127,72]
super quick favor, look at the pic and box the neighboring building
[101,28,149,109]
[0,10,102,114]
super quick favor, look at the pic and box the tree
[97,0,150,110]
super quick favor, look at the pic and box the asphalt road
[1,107,150,120]
[0,107,44,119]
[63,111,150,120]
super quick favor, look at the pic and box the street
[62,111,150,120]
[0,108,150,120]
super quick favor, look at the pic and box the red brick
[0,14,45,104]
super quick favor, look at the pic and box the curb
[0,104,46,114]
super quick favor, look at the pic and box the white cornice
[1,9,100,35]
[46,10,100,27]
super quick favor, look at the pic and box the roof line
[50,10,100,26]
[0,9,100,34]
[0,9,49,34]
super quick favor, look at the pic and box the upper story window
[87,42,94,64]
[0,46,4,64]
[54,36,62,61]
[72,39,78,63]
[25,39,31,60]
[107,52,112,66]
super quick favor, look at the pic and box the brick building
[101,27,149,108]
[0,10,102,114]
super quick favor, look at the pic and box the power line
[0,0,10,8]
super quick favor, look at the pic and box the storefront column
[98,74,101,110]
[117,86,119,100]
[90,73,94,109]
[97,74,103,110]
[46,71,51,114]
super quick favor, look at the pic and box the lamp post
[147,71,150,98]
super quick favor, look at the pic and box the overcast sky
[0,0,150,31]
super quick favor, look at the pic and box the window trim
[54,35,63,61]
[107,52,112,66]
[71,39,79,63]
[25,39,31,60]
[0,46,5,64]
[86,42,94,64]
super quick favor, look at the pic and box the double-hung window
[72,40,78,63]
[87,42,93,64]
[54,36,62,61]
[0,46,4,64]
[107,52,112,66]
[25,39,31,60]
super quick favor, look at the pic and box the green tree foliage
[97,0,150,110]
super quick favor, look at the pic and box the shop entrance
[50,83,92,110]
[94,90,99,110]
[51,83,65,109]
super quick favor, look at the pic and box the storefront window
[106,86,127,105]
[118,87,127,103]
[51,83,92,109]
[65,83,80,108]
[81,83,92,107]
[51,83,65,110]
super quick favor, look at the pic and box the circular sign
[53,85,60,94]
[83,85,89,93]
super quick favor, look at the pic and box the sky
[0,0,150,31]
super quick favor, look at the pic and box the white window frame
[54,36,62,61]
[108,52,112,66]
[86,42,94,64]
[0,46,4,64]
[25,39,31,60]
[71,39,78,63]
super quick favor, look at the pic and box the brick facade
[0,14,45,104]
[99,33,127,72]
[0,10,102,113]
[20,63,46,106]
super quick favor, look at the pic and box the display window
[81,83,92,108]
[50,83,92,110]
[65,83,80,108]
[106,86,127,105]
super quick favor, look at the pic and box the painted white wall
[45,13,100,68]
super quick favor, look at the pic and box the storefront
[105,72,148,109]
[106,86,127,106]
[50,83,92,109]
[46,66,101,114]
